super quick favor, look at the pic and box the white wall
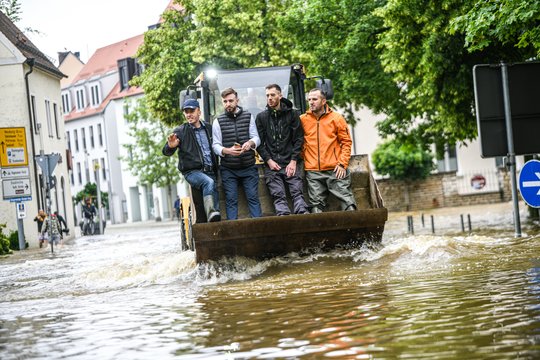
[0,59,74,248]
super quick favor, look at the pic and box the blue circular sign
[519,159,540,208]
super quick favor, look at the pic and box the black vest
[217,107,256,169]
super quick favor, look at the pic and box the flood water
[2,205,540,359]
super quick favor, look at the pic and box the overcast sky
[18,0,170,64]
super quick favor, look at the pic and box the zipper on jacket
[316,117,321,171]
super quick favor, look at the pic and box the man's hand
[267,159,281,171]
[285,160,297,177]
[334,164,346,179]
[241,140,255,153]
[223,143,243,157]
[167,133,180,148]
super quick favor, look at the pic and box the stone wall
[377,170,512,212]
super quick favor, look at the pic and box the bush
[8,230,27,251]
[0,223,13,256]
[372,139,434,181]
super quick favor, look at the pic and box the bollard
[467,214,472,233]
[460,214,465,232]
[431,215,435,234]
[407,215,414,235]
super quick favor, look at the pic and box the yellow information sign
[0,127,29,167]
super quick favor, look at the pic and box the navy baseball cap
[182,99,200,110]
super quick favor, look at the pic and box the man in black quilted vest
[212,87,262,220]
[163,99,221,222]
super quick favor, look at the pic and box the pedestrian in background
[34,209,47,248]
[41,213,61,247]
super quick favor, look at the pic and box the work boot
[203,195,221,222]
[311,206,323,214]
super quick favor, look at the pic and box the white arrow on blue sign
[519,159,540,208]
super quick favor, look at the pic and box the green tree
[131,6,196,126]
[74,183,108,208]
[282,0,403,125]
[133,0,298,126]
[120,98,181,218]
[451,0,540,55]
[0,0,21,22]
[374,0,536,145]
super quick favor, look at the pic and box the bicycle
[82,216,96,236]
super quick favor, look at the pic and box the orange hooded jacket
[300,105,352,171]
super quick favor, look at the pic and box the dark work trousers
[263,165,308,216]
[306,169,357,211]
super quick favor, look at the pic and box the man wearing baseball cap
[162,98,221,222]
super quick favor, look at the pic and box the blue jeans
[220,165,262,219]
[184,170,219,211]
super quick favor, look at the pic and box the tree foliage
[0,0,21,22]
[120,98,180,189]
[372,139,434,181]
[74,183,108,208]
[133,0,298,126]
[131,8,196,126]
[136,0,540,170]
[282,0,402,125]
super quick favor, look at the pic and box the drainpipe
[24,58,42,210]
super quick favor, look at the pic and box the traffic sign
[1,166,30,178]
[518,160,540,208]
[0,127,28,167]
[2,177,31,199]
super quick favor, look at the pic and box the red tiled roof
[64,34,145,122]
[71,34,144,85]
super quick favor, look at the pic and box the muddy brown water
[1,203,540,359]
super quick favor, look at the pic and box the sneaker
[345,204,357,211]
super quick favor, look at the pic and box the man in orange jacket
[300,88,357,213]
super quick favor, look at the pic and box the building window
[66,131,71,151]
[61,92,71,113]
[98,123,103,146]
[90,83,101,107]
[53,103,60,139]
[101,158,106,180]
[82,127,87,151]
[77,162,82,184]
[436,143,458,172]
[31,95,38,134]
[74,129,79,152]
[89,125,95,148]
[45,100,53,137]
[85,161,90,183]
[75,88,85,111]
[70,171,74,186]
[118,57,137,91]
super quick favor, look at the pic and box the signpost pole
[16,205,25,250]
[501,62,522,237]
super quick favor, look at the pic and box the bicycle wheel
[88,221,95,235]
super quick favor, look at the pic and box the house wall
[377,170,512,212]
[0,61,74,247]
